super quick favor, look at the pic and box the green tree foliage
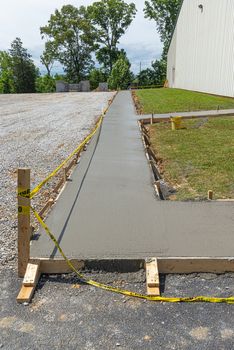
[35,75,56,93]
[0,51,15,93]
[9,38,38,93]
[41,5,97,83]
[144,0,181,57]
[138,59,166,86]
[108,55,133,90]
[40,42,55,77]
[151,58,167,83]
[88,0,137,73]
[89,68,106,90]
[137,68,154,86]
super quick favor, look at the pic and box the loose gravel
[0,92,115,269]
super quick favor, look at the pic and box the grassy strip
[136,88,234,114]
[149,117,234,200]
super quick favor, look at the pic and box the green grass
[136,88,234,114]
[149,117,234,200]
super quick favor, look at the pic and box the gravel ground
[0,268,234,349]
[0,92,114,268]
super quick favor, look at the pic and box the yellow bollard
[171,116,182,130]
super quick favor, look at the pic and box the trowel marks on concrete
[31,91,234,259]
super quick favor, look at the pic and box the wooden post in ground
[208,190,213,200]
[18,168,31,278]
[63,167,68,183]
[146,258,160,295]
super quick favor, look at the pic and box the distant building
[56,80,90,93]
[167,0,234,97]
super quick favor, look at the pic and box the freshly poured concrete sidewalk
[31,91,234,260]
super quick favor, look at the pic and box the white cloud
[0,0,162,73]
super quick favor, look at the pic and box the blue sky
[0,0,163,74]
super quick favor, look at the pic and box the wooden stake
[18,168,31,278]
[155,180,162,196]
[17,261,41,303]
[63,167,68,183]
[75,151,80,164]
[146,258,160,295]
[208,190,213,200]
[151,114,154,125]
[23,262,40,287]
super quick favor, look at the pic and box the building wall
[167,0,234,97]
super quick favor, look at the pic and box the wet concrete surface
[31,91,234,260]
[1,267,234,350]
[142,108,234,119]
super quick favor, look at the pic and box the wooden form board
[27,257,234,274]
[16,257,234,303]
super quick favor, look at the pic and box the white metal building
[167,0,234,97]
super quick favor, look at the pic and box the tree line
[0,0,180,94]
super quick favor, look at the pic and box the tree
[41,5,97,83]
[151,58,167,84]
[88,0,137,73]
[35,75,56,93]
[137,59,166,86]
[89,68,106,90]
[138,68,155,86]
[144,0,181,57]
[9,38,38,93]
[108,55,133,90]
[40,42,55,77]
[0,51,15,93]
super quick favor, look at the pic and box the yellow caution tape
[31,206,234,304]
[18,205,30,216]
[18,188,30,198]
[22,116,103,199]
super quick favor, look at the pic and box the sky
[0,0,163,74]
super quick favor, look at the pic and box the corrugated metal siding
[167,0,234,97]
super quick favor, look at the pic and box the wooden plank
[67,157,76,172]
[141,124,149,134]
[27,257,234,275]
[30,259,85,274]
[17,286,35,303]
[147,146,158,164]
[143,134,150,147]
[23,262,40,287]
[155,180,161,192]
[53,177,64,194]
[146,258,160,296]
[158,258,234,273]
[63,167,68,182]
[39,198,54,218]
[17,261,41,303]
[18,168,31,278]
